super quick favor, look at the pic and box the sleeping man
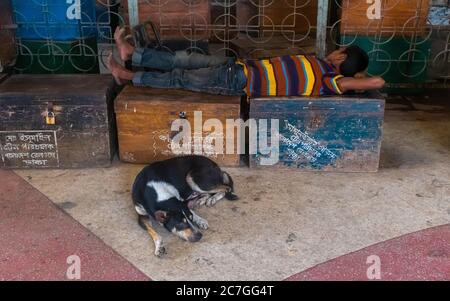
[107,27,385,97]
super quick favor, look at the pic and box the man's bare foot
[114,27,135,61]
[107,53,134,85]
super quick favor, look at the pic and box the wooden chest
[0,0,15,71]
[121,0,211,41]
[235,0,317,34]
[0,75,117,169]
[255,1,317,34]
[230,35,316,60]
[115,86,241,167]
[249,93,385,172]
[340,0,430,36]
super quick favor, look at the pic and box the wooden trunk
[0,0,15,71]
[115,86,241,166]
[235,0,258,28]
[249,93,385,172]
[230,35,316,59]
[340,0,430,36]
[256,1,318,33]
[121,0,211,41]
[0,75,117,169]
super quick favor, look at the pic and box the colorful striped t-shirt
[241,55,344,98]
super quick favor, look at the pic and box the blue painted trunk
[12,0,97,40]
[249,93,385,172]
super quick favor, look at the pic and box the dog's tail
[186,163,239,201]
[222,171,238,201]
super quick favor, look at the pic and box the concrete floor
[14,96,450,280]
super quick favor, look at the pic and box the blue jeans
[131,48,247,96]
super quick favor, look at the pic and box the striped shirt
[241,55,344,98]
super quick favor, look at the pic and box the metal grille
[9,0,122,74]
[331,0,450,85]
[1,0,449,86]
[210,0,318,57]
[124,0,319,58]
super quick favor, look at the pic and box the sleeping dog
[132,155,238,257]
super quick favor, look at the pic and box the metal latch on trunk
[46,102,56,125]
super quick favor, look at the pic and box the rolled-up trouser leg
[132,61,247,96]
[132,48,232,71]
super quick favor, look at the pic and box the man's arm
[337,76,385,93]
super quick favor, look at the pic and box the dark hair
[340,45,369,77]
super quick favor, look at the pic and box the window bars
[0,0,448,85]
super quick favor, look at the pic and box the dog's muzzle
[172,227,203,242]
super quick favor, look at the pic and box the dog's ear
[154,210,169,223]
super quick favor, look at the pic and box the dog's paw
[154,245,166,257]
[195,195,210,207]
[196,218,209,230]
[206,192,226,207]
[154,240,166,257]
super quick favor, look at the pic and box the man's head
[326,46,369,77]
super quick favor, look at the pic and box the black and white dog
[132,155,238,256]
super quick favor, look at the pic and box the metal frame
[1,0,448,85]
[331,0,450,85]
[128,0,139,27]
[316,0,329,58]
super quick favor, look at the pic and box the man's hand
[354,72,367,79]
[337,76,385,93]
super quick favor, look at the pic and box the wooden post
[128,0,139,27]
[316,0,329,59]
